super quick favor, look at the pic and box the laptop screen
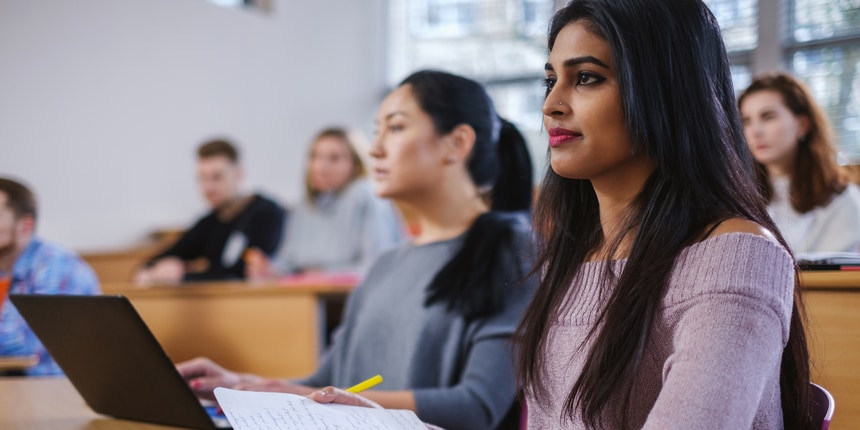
[10,294,229,429]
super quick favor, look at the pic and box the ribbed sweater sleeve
[642,233,794,429]
[527,233,795,429]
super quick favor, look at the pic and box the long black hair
[516,0,811,428]
[399,70,534,319]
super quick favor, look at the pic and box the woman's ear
[797,114,811,142]
[15,214,35,239]
[444,124,477,164]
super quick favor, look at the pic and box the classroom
[1,0,858,429]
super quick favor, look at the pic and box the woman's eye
[543,77,557,96]
[389,124,404,132]
[577,72,605,86]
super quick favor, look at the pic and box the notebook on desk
[9,294,231,430]
[797,251,860,270]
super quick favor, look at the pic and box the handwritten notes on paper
[213,388,427,430]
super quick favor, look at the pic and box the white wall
[0,0,386,252]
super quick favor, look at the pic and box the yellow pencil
[345,374,383,393]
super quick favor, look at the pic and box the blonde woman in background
[246,128,403,279]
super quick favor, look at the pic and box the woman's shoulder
[251,193,285,212]
[689,218,788,263]
[340,179,376,200]
[667,219,794,305]
[707,217,776,240]
[828,182,860,212]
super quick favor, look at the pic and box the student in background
[0,177,101,376]
[177,70,536,430]
[135,139,285,283]
[245,128,403,279]
[740,72,860,254]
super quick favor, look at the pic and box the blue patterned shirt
[0,237,101,375]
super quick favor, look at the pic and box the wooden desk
[0,377,182,429]
[101,280,354,380]
[0,355,38,373]
[81,248,157,283]
[800,271,860,430]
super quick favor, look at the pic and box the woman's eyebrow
[545,55,610,71]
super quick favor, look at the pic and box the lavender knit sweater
[526,233,794,429]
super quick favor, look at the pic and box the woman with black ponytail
[177,69,536,430]
[517,0,812,429]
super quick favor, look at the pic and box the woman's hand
[176,357,260,400]
[310,388,444,430]
[234,379,316,395]
[309,387,383,408]
[244,248,274,281]
[134,257,185,285]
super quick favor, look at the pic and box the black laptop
[9,294,231,429]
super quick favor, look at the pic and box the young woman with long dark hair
[177,70,535,430]
[516,0,812,428]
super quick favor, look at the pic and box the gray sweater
[526,233,794,429]
[274,179,403,276]
[301,220,536,430]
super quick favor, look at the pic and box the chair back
[810,382,835,430]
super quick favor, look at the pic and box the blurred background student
[0,177,100,376]
[177,70,536,430]
[246,128,403,279]
[135,139,286,283]
[740,72,860,254]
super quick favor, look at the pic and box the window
[704,0,758,91]
[206,0,270,11]
[388,0,860,163]
[792,0,860,42]
[788,0,860,161]
[705,0,860,162]
[411,0,478,37]
[707,0,758,51]
[388,0,556,172]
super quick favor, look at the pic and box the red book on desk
[277,272,361,287]
[798,251,860,271]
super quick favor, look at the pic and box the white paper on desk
[213,387,427,430]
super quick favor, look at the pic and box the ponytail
[424,118,533,320]
[400,70,534,318]
[491,118,534,212]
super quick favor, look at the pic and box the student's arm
[19,246,101,375]
[807,184,860,252]
[311,389,442,430]
[408,329,520,430]
[641,237,793,429]
[147,217,209,264]
[313,389,414,412]
[311,322,521,430]
[390,259,534,430]
[244,200,286,257]
[135,219,209,284]
[34,251,101,296]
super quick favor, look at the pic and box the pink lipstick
[547,127,582,147]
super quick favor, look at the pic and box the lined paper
[214,388,426,430]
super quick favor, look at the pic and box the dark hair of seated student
[398,70,534,319]
[516,0,812,429]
